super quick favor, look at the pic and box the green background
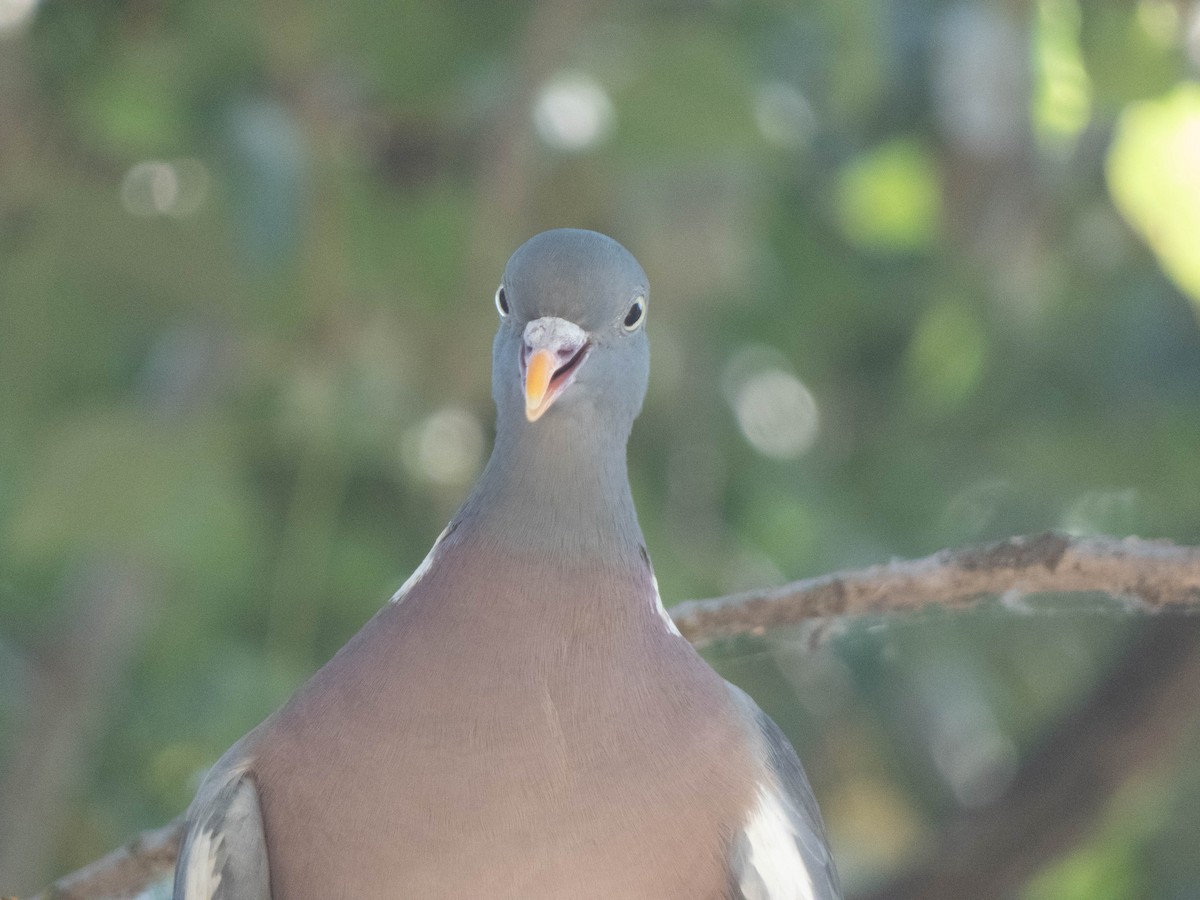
[2,0,1200,896]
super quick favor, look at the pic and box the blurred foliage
[2,0,1200,895]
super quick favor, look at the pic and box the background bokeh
[3,0,1200,897]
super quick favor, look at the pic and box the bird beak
[522,317,590,422]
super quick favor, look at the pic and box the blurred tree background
[2,0,1200,896]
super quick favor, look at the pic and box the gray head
[491,229,650,438]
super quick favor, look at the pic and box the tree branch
[670,532,1200,645]
[27,819,181,900]
[26,532,1200,899]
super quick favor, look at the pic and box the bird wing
[726,684,843,900]
[174,737,271,900]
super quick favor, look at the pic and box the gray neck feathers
[454,414,645,569]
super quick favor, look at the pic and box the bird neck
[454,414,646,570]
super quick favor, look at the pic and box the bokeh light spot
[1034,0,1092,142]
[1189,3,1200,68]
[932,715,1019,808]
[1137,0,1181,45]
[904,302,988,412]
[532,72,614,152]
[753,81,816,150]
[0,0,39,34]
[723,347,819,460]
[918,663,1020,809]
[121,159,210,218]
[836,138,941,252]
[404,407,485,487]
[933,4,1028,159]
[1107,82,1200,307]
[1061,489,1140,537]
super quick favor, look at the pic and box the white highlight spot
[741,786,816,900]
[404,407,485,486]
[754,82,816,150]
[918,663,1020,808]
[723,346,820,460]
[999,588,1035,615]
[650,572,682,637]
[1060,488,1138,537]
[1189,4,1200,69]
[533,72,615,152]
[182,827,224,899]
[390,524,451,604]
[121,159,210,218]
[0,0,39,34]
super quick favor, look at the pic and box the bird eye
[495,285,509,318]
[622,296,646,331]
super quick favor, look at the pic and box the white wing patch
[389,523,452,604]
[182,826,225,899]
[740,785,816,900]
[650,572,683,636]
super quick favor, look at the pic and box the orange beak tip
[524,349,556,421]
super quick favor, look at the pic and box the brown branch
[670,532,1200,644]
[28,819,182,900]
[27,532,1200,899]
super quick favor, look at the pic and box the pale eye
[495,285,510,318]
[623,296,646,331]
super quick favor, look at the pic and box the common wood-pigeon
[174,229,842,899]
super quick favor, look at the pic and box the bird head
[491,229,650,436]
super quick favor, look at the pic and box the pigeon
[174,228,842,899]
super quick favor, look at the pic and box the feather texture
[728,685,843,900]
[174,744,270,900]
